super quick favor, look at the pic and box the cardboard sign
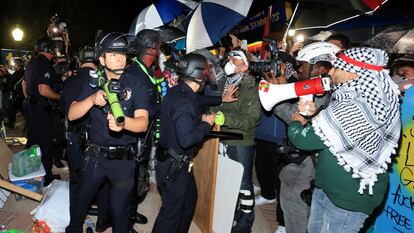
[372,87,414,232]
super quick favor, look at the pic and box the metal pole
[282,2,300,42]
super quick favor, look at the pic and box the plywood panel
[193,126,220,233]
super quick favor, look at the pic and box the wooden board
[193,125,220,233]
[0,139,14,209]
[0,179,42,201]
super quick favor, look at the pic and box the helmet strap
[193,78,206,92]
[103,65,124,75]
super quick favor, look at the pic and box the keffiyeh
[312,47,401,195]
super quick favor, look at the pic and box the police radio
[89,69,125,126]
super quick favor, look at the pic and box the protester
[289,47,400,233]
[262,42,339,233]
[215,50,261,233]
[325,34,350,49]
[254,51,300,233]
[391,54,414,93]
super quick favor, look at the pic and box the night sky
[0,0,276,53]
[0,0,152,51]
[1,0,409,54]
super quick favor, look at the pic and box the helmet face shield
[205,64,220,85]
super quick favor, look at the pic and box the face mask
[240,40,248,51]
[218,55,224,60]
[224,61,237,76]
[158,53,167,72]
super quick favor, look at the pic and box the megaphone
[258,77,331,111]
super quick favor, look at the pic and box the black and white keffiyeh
[223,73,245,92]
[312,47,401,195]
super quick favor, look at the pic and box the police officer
[152,53,215,233]
[51,61,72,168]
[125,29,162,226]
[23,37,61,186]
[60,45,113,231]
[61,46,96,178]
[65,32,149,233]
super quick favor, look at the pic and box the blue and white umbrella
[186,0,253,53]
[129,0,196,36]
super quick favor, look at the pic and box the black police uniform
[24,53,56,181]
[61,67,92,175]
[65,70,150,233]
[124,59,161,225]
[126,58,160,118]
[152,82,212,233]
[61,67,112,227]
[50,73,66,166]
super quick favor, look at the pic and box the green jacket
[214,75,261,146]
[288,121,389,215]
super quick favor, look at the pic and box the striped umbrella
[129,0,195,36]
[186,0,253,53]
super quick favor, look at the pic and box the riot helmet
[79,45,96,64]
[35,37,56,54]
[95,32,130,58]
[175,54,209,81]
[134,29,161,49]
[55,61,71,77]
[175,53,211,91]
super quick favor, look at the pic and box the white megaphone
[258,77,331,111]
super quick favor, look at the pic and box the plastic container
[11,145,42,177]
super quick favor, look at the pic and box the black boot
[44,174,61,186]
[95,218,111,232]
[131,212,148,224]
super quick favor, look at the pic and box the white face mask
[158,53,167,72]
[224,61,237,76]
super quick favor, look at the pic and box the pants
[130,137,153,225]
[226,145,255,231]
[307,188,368,233]
[65,150,135,233]
[152,158,197,233]
[25,103,53,177]
[66,131,103,225]
[255,139,286,226]
[50,111,65,162]
[6,93,23,126]
[279,156,314,233]
[66,132,83,175]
